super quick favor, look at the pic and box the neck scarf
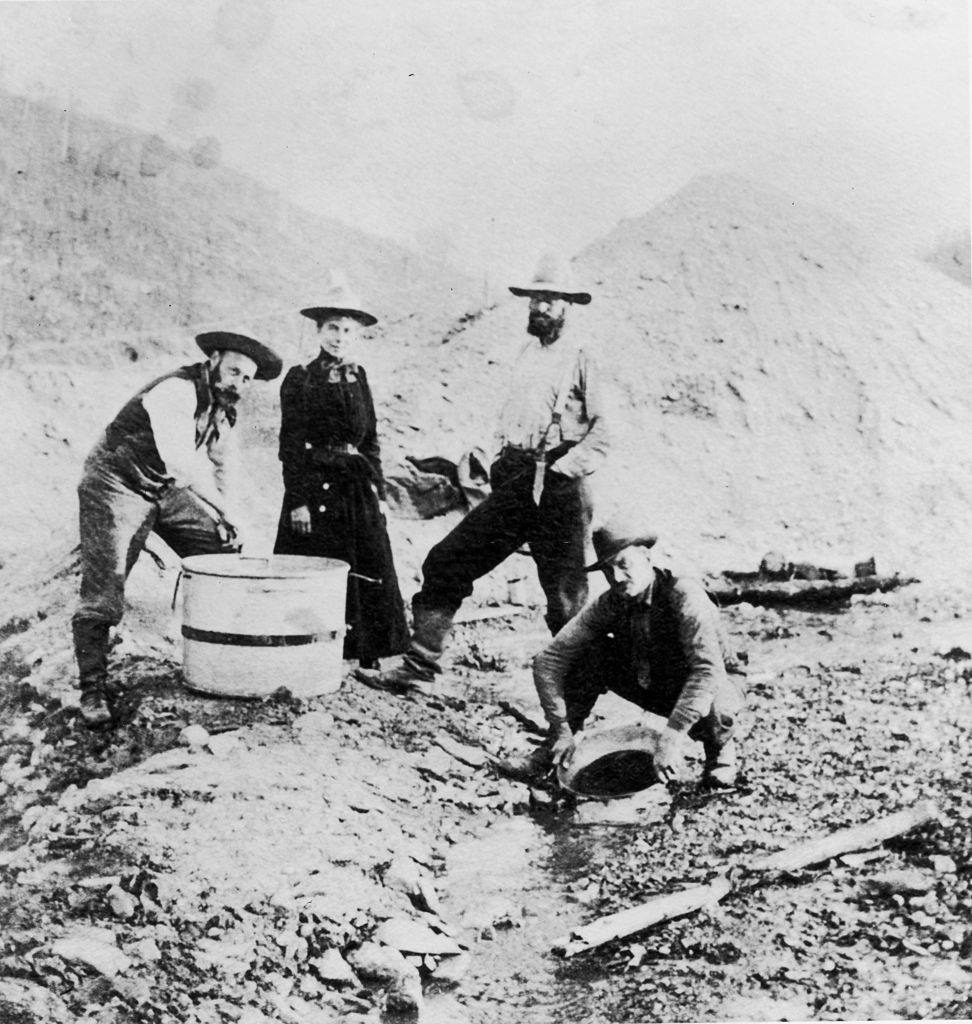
[194,364,238,450]
[314,350,359,383]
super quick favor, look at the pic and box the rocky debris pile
[0,599,550,1023]
[1,558,971,1021]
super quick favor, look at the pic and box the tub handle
[171,570,183,612]
[349,572,383,585]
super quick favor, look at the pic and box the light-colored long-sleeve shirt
[142,377,241,524]
[494,333,609,477]
[532,568,728,733]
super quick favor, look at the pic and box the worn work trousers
[406,448,594,677]
[72,450,233,693]
[563,634,746,754]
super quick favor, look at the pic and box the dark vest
[610,567,699,704]
[99,364,211,499]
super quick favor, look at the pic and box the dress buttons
[304,442,312,450]
[322,483,330,490]
[318,505,326,513]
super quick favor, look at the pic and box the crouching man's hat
[585,518,658,572]
[509,251,592,305]
[195,331,283,381]
[300,272,378,328]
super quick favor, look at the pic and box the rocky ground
[1,86,970,1024]
[1,573,970,1023]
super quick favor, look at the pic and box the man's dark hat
[195,331,282,381]
[509,251,592,305]
[300,275,378,328]
[585,519,658,572]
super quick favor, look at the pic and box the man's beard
[527,310,566,344]
[212,383,241,405]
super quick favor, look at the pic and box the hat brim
[301,306,378,328]
[584,534,658,572]
[195,332,282,381]
[509,286,591,305]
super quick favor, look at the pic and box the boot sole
[352,669,433,697]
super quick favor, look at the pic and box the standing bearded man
[362,253,609,696]
[72,330,282,726]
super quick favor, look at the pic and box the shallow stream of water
[433,808,662,1024]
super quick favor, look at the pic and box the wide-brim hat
[300,272,377,328]
[300,305,377,328]
[585,519,658,572]
[509,251,591,305]
[195,331,282,381]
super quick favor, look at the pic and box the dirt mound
[400,175,972,577]
[0,90,477,565]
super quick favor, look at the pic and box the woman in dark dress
[273,284,408,671]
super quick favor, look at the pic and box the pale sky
[0,0,967,277]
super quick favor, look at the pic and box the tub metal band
[182,625,341,647]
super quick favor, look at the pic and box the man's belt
[499,440,578,503]
[500,440,576,461]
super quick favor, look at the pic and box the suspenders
[531,348,582,504]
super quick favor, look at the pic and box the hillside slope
[0,91,476,563]
[391,175,972,576]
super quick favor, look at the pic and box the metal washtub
[180,554,349,698]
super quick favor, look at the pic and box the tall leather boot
[72,617,114,727]
[356,605,454,695]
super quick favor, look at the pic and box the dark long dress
[273,352,408,663]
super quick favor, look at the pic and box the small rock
[311,948,359,988]
[864,868,935,896]
[430,951,471,987]
[433,735,487,769]
[154,923,180,945]
[130,937,161,962]
[929,854,957,873]
[111,975,153,1003]
[0,978,74,1023]
[383,855,422,896]
[179,724,209,749]
[297,973,326,999]
[384,968,423,1016]
[82,776,127,802]
[415,877,444,916]
[51,927,132,977]
[347,941,413,985]
[459,896,520,936]
[206,731,242,758]
[107,884,138,919]
[417,746,458,781]
[374,917,462,955]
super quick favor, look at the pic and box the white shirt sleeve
[142,378,220,497]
